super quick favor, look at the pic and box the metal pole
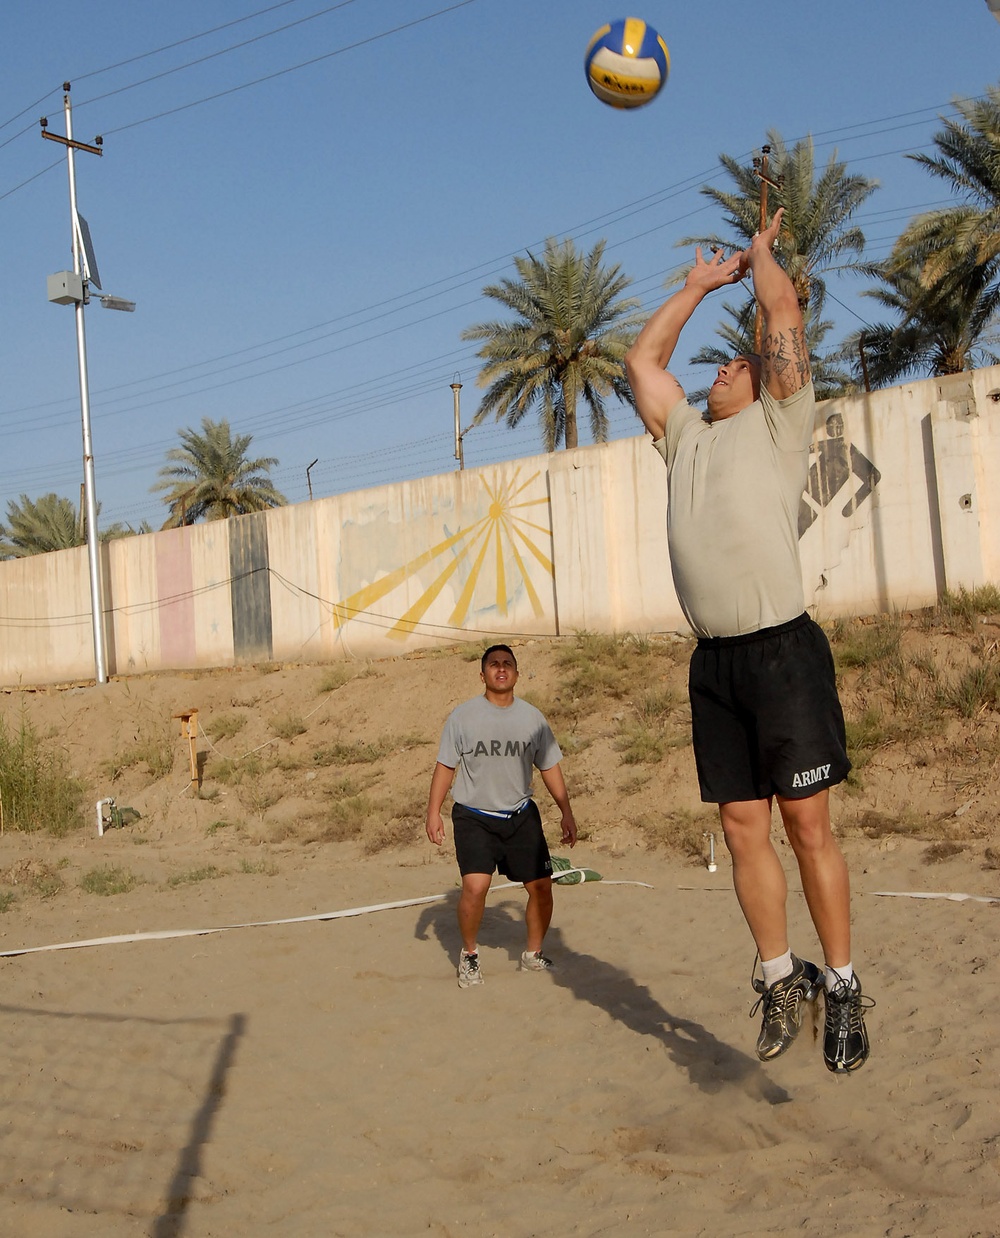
[753,146,770,355]
[306,458,318,500]
[63,87,108,684]
[451,381,464,470]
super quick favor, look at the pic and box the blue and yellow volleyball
[584,18,669,109]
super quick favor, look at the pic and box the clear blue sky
[2,0,998,531]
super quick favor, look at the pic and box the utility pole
[41,84,108,684]
[751,144,783,354]
[451,380,465,470]
[858,333,871,393]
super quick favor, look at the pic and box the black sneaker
[750,954,824,1061]
[823,973,873,1073]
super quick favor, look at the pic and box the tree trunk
[563,381,579,450]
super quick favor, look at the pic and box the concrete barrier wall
[3,366,999,687]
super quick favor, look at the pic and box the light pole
[41,84,134,685]
[451,379,465,470]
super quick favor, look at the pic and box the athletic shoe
[457,950,483,988]
[750,953,824,1061]
[823,973,873,1074]
[520,950,554,972]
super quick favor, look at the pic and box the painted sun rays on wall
[331,468,554,640]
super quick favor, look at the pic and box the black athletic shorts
[452,800,553,884]
[689,612,851,804]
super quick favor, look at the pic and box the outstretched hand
[747,206,784,263]
[685,245,746,295]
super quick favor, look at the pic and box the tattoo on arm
[762,325,811,394]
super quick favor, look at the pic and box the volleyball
[584,18,669,109]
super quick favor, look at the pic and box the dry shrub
[627,808,716,860]
[922,841,966,864]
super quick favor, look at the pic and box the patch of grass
[830,614,904,672]
[80,865,140,896]
[614,688,680,765]
[238,773,281,819]
[238,858,279,876]
[620,770,653,796]
[558,632,639,699]
[104,720,175,785]
[937,585,1000,631]
[935,659,1000,718]
[311,793,379,842]
[0,890,15,913]
[0,711,86,836]
[318,665,354,693]
[210,752,264,785]
[628,808,716,859]
[206,819,235,835]
[167,865,224,887]
[204,712,247,742]
[312,735,427,766]
[844,708,890,784]
[616,723,665,765]
[269,714,307,740]
[632,687,677,726]
[32,871,64,899]
[363,811,422,855]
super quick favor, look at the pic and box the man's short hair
[481,643,517,671]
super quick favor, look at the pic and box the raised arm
[744,207,810,399]
[625,246,745,438]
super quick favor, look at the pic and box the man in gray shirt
[426,644,577,988]
[625,209,871,1074]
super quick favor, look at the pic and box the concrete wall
[3,366,999,687]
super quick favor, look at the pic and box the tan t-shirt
[653,382,815,639]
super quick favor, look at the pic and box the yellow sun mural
[331,468,554,640]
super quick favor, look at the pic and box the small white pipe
[96,797,114,837]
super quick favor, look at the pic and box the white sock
[761,950,793,987]
[462,946,478,958]
[825,962,853,991]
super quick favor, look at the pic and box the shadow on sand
[414,891,789,1106]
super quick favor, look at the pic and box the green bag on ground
[551,855,601,884]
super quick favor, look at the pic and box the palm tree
[677,130,878,318]
[153,417,286,527]
[0,493,144,558]
[895,85,1000,289]
[461,237,645,451]
[838,255,1000,388]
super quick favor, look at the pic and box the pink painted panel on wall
[155,530,197,668]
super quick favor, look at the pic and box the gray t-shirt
[436,695,562,813]
[653,381,815,638]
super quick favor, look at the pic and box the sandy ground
[2,633,999,1236]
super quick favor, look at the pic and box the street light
[41,84,134,686]
[451,378,466,471]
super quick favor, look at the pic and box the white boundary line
[873,889,1000,904]
[0,873,653,958]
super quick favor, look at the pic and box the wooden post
[174,709,199,789]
